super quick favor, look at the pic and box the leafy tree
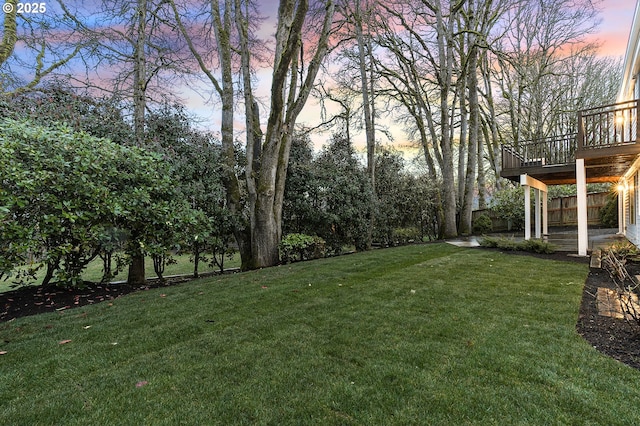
[599,192,618,229]
[282,133,323,236]
[491,186,526,231]
[313,134,373,253]
[373,147,442,244]
[373,147,405,245]
[146,103,236,275]
[0,118,181,287]
[283,133,373,253]
[0,85,133,145]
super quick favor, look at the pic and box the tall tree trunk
[354,0,376,248]
[248,0,335,269]
[128,0,147,284]
[434,0,459,238]
[127,233,146,285]
[457,35,467,212]
[480,51,503,187]
[459,43,479,235]
[477,127,487,210]
[133,0,146,148]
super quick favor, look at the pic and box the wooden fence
[473,191,610,231]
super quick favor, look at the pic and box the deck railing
[502,100,640,174]
[501,133,577,170]
[578,99,639,150]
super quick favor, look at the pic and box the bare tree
[458,0,510,235]
[490,0,600,143]
[0,0,85,95]
[373,0,464,238]
[170,0,335,269]
[252,0,336,267]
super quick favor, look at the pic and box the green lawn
[1,244,639,425]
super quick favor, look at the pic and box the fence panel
[472,192,610,231]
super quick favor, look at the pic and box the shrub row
[480,236,556,254]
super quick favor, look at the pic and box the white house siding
[623,168,640,246]
[618,0,640,247]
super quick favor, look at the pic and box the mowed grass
[1,244,640,425]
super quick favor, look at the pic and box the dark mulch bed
[1,249,639,370]
[576,262,640,369]
[0,276,195,323]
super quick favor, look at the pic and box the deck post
[535,188,541,239]
[576,158,588,256]
[543,190,548,238]
[520,174,547,242]
[524,184,531,240]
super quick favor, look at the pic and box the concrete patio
[447,227,626,253]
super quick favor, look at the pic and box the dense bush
[392,227,421,245]
[599,193,618,228]
[0,118,184,287]
[146,104,235,276]
[472,214,493,235]
[279,234,326,264]
[283,135,441,252]
[283,133,372,254]
[491,186,525,231]
[373,147,442,245]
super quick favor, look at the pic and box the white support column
[524,185,531,240]
[520,175,548,242]
[534,188,541,239]
[542,190,548,239]
[576,158,589,256]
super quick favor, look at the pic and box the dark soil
[1,249,639,370]
[576,261,640,369]
[0,276,197,323]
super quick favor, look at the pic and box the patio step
[590,248,602,269]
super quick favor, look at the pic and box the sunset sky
[591,0,637,57]
[11,0,638,152]
[181,0,640,154]
[296,0,640,153]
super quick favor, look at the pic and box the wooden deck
[501,100,640,185]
